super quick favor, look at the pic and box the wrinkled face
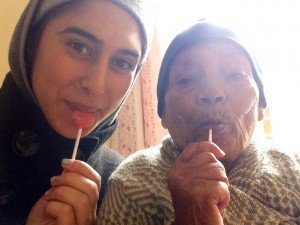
[31,0,142,138]
[161,41,264,164]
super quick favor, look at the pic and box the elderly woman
[97,20,300,225]
[0,0,153,224]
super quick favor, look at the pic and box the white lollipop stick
[208,124,212,142]
[72,127,82,160]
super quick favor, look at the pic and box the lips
[66,100,100,114]
[198,117,225,131]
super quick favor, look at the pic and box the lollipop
[208,124,213,142]
[71,111,95,160]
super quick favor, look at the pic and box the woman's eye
[178,78,193,85]
[227,72,245,79]
[175,74,197,86]
[69,42,90,56]
[111,58,133,70]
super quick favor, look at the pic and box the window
[156,0,300,149]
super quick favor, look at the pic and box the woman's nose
[197,82,226,106]
[199,96,224,105]
[79,60,108,95]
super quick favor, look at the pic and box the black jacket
[0,74,124,224]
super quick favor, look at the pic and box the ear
[257,103,265,121]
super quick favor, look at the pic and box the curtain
[106,27,168,157]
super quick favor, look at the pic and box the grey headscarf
[8,0,154,130]
[157,20,267,118]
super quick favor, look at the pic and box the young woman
[0,0,153,224]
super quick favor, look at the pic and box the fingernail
[50,176,57,183]
[43,189,51,200]
[62,158,71,165]
[44,189,51,196]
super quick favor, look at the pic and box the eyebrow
[58,26,141,59]
[58,26,100,43]
[119,49,140,58]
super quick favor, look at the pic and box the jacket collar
[1,74,117,160]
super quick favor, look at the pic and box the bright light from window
[156,0,300,149]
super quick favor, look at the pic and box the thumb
[26,197,51,225]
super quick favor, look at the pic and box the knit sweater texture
[98,137,300,225]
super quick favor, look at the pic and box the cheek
[164,89,192,115]
[232,85,260,147]
[32,60,68,103]
[232,83,259,116]
[163,93,188,128]
[106,75,134,110]
[161,91,195,139]
[32,47,69,94]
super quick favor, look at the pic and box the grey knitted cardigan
[98,137,300,225]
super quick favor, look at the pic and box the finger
[46,186,95,225]
[179,141,225,162]
[192,204,224,225]
[170,179,229,225]
[212,181,230,212]
[61,159,101,190]
[184,151,220,167]
[50,173,99,210]
[188,159,229,185]
[195,180,230,224]
[168,154,229,192]
[26,198,53,224]
[45,200,76,225]
[195,180,230,211]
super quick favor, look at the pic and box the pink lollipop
[71,111,95,159]
[72,111,95,129]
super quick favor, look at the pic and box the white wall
[156,0,300,149]
[0,1,29,85]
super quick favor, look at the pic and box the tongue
[72,111,95,129]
